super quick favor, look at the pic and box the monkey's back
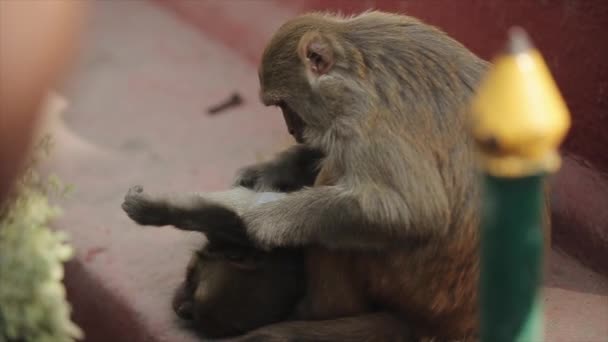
[310,162,480,340]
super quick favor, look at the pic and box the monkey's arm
[240,183,441,250]
[235,144,324,192]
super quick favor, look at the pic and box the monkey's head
[259,13,363,146]
[172,240,304,338]
[259,11,487,149]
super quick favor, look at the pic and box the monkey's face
[258,17,371,148]
[172,244,304,338]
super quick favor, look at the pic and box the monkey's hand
[122,185,172,226]
[233,145,324,192]
[233,164,265,189]
[234,161,319,193]
[234,163,302,192]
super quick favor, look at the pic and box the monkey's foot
[121,185,172,226]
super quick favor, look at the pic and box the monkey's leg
[225,312,412,342]
[294,248,369,320]
[234,144,324,192]
[122,186,259,246]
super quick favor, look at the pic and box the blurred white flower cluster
[0,137,82,342]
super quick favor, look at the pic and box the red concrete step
[50,2,290,341]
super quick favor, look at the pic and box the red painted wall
[157,0,608,275]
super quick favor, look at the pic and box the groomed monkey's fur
[123,11,551,341]
[122,186,305,339]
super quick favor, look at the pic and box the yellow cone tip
[508,27,534,54]
[470,27,571,177]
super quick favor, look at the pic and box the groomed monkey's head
[172,241,304,338]
[259,11,487,149]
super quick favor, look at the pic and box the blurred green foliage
[0,137,82,342]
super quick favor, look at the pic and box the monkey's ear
[298,31,334,76]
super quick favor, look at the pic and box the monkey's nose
[176,302,194,320]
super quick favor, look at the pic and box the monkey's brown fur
[237,11,550,341]
[245,11,486,340]
[172,240,304,339]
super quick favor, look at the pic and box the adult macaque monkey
[238,11,488,340]
[125,11,551,341]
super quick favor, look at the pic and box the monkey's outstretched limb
[121,185,292,247]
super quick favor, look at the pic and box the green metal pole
[470,27,570,342]
[480,175,545,342]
